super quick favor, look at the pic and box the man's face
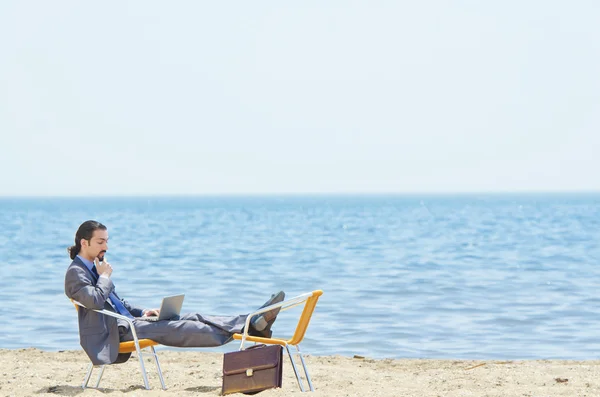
[82,229,109,261]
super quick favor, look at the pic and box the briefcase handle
[243,343,267,351]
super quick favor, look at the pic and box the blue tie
[92,265,135,319]
[109,293,135,319]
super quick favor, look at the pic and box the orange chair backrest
[288,290,323,345]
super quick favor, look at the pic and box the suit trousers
[119,313,248,347]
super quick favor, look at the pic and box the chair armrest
[72,300,142,343]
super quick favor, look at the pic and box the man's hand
[143,309,160,317]
[95,258,113,277]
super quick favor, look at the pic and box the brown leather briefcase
[222,344,283,395]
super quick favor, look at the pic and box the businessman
[65,220,284,365]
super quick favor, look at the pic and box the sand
[1,348,599,396]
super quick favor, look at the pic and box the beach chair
[71,300,166,390]
[233,290,323,392]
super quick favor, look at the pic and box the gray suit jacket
[64,257,145,365]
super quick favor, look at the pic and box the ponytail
[67,245,79,260]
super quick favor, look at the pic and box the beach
[2,349,600,397]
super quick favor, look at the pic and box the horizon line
[1,189,599,199]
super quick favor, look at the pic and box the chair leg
[136,350,150,390]
[82,363,94,388]
[82,351,158,391]
[285,344,306,392]
[94,365,106,388]
[150,345,167,390]
[296,345,314,392]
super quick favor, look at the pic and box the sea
[1,194,599,360]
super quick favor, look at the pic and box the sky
[1,1,599,196]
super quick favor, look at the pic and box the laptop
[137,294,185,322]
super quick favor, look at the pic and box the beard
[97,251,106,262]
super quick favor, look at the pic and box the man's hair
[68,220,107,260]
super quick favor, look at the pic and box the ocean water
[1,194,599,360]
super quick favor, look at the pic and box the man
[65,220,284,365]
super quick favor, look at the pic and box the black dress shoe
[248,327,273,338]
[251,291,285,331]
